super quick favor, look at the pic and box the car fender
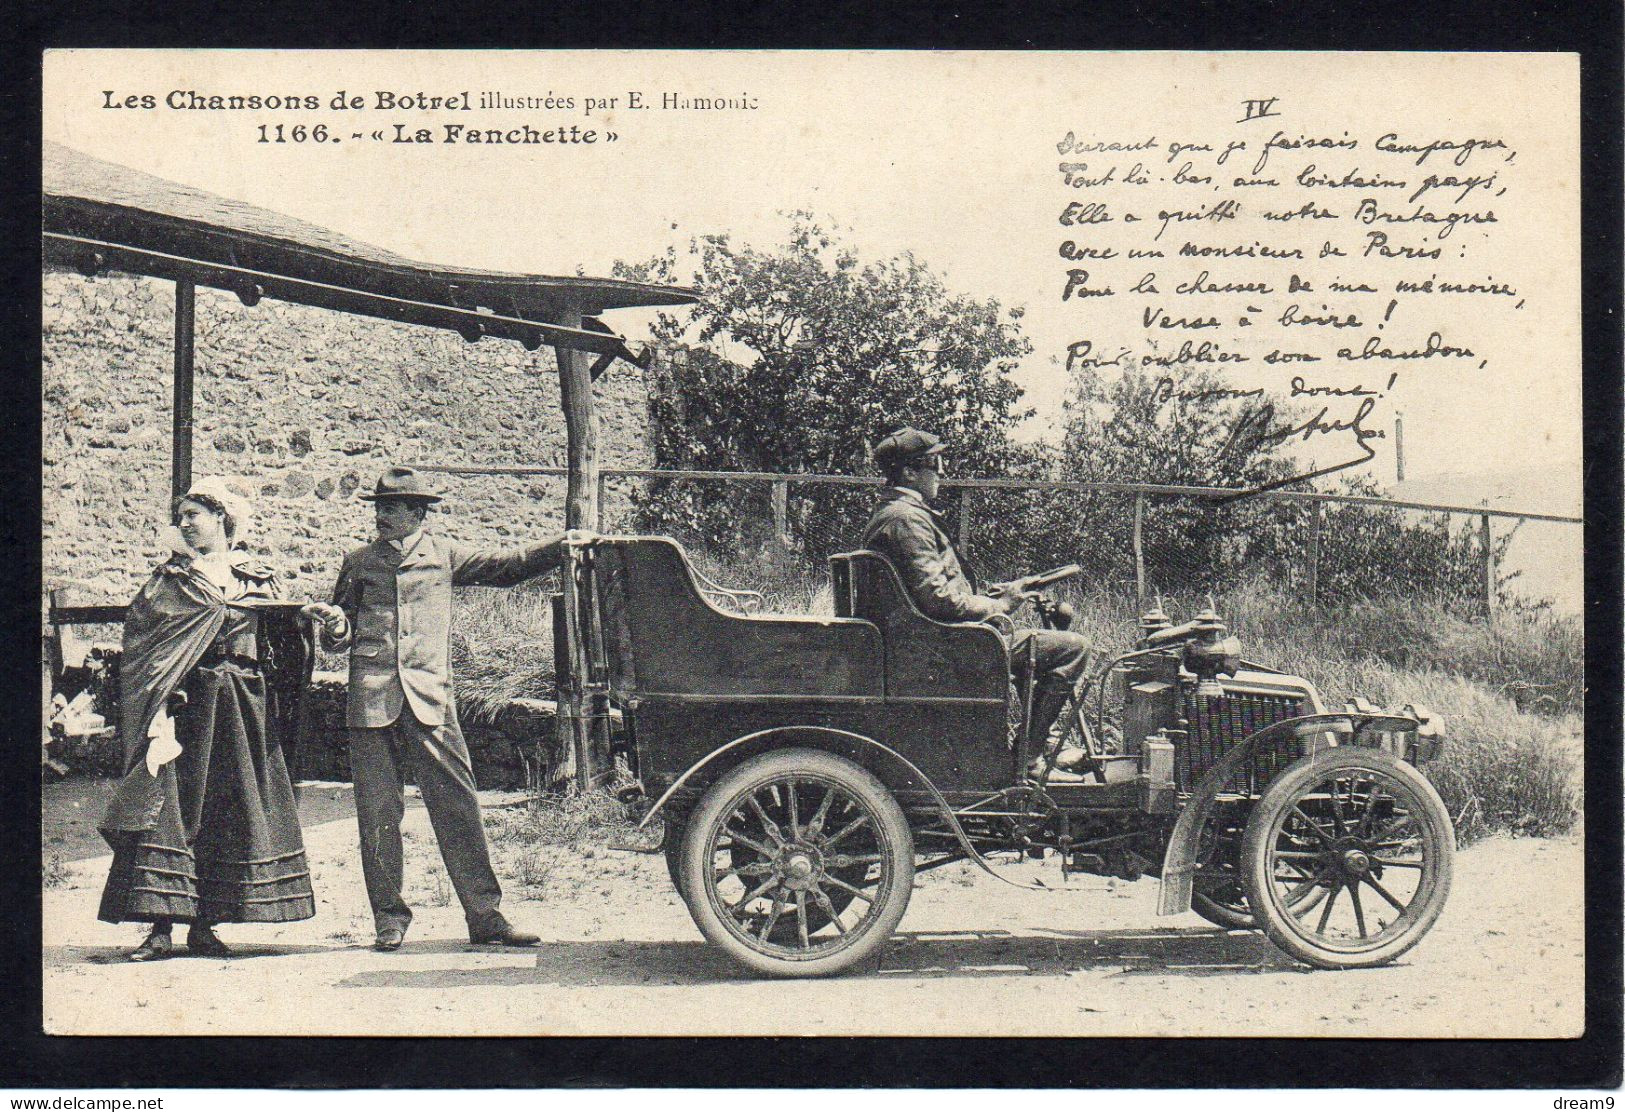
[1156,711,1419,916]
[637,725,1046,890]
[637,725,934,826]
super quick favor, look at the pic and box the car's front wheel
[1243,747,1453,969]
[680,748,914,978]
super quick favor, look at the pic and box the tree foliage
[975,361,1305,587]
[614,213,1033,552]
[1060,362,1299,490]
[612,216,1518,615]
[1017,358,1512,613]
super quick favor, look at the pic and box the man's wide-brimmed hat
[873,427,946,471]
[360,465,443,503]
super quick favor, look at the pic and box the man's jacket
[860,487,1000,624]
[325,531,563,728]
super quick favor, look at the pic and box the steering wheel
[979,564,1082,636]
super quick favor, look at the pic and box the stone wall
[296,675,559,790]
[43,268,655,605]
[45,658,558,791]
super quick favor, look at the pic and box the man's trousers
[1011,628,1092,745]
[349,706,506,935]
[1011,627,1091,692]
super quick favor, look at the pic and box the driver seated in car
[861,427,1091,772]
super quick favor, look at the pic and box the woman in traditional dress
[98,478,315,960]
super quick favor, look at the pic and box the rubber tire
[1242,747,1454,969]
[1193,877,1328,931]
[1191,888,1256,930]
[667,811,856,927]
[1190,821,1327,930]
[680,748,915,978]
[1190,812,1256,929]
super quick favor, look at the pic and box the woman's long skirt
[98,662,315,925]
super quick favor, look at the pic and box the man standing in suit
[303,466,579,951]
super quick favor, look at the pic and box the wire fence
[45,463,1583,771]
[414,465,1583,618]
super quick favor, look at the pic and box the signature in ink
[1215,395,1386,501]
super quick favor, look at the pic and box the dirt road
[43,785,1584,1038]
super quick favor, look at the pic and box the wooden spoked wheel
[1192,808,1326,930]
[1243,747,1454,969]
[1190,812,1259,929]
[680,748,914,978]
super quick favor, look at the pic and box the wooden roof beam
[45,231,640,361]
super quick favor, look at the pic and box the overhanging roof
[41,141,697,359]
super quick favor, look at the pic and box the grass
[486,789,639,848]
[43,852,71,889]
[483,790,650,901]
[311,579,561,720]
[423,864,453,908]
[1051,577,1584,714]
[449,582,558,719]
[685,549,833,616]
[1051,578,1581,844]
[444,560,833,719]
[511,846,556,892]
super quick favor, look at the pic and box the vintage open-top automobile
[559,535,1454,978]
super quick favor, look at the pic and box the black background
[3,0,1620,1090]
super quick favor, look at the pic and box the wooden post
[1306,501,1322,607]
[1394,412,1406,484]
[550,307,606,788]
[1132,493,1146,601]
[771,479,789,558]
[957,488,972,557]
[171,280,196,502]
[556,547,591,791]
[1480,512,1496,620]
[552,308,599,530]
[596,472,609,531]
[42,643,54,749]
[43,592,60,747]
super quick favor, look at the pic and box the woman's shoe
[129,930,173,962]
[186,925,233,957]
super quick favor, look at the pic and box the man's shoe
[1027,762,1089,784]
[374,927,406,952]
[1053,746,1091,771]
[1026,746,1091,778]
[186,925,233,957]
[469,924,539,947]
[129,931,173,962]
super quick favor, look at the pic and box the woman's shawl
[98,557,234,837]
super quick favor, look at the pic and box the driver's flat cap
[873,427,946,470]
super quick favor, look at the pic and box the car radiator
[1178,688,1303,794]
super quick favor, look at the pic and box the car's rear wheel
[680,748,914,978]
[1243,747,1453,969]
